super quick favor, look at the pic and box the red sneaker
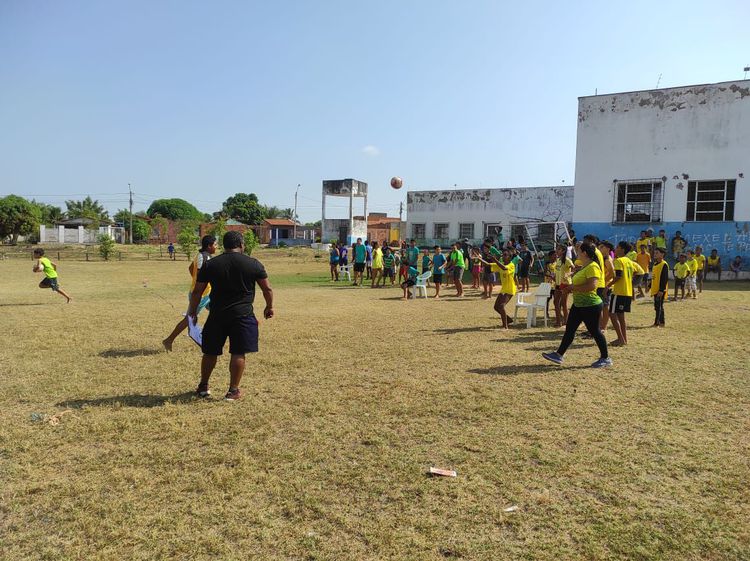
[224,388,242,401]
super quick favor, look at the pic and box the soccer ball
[390,176,403,189]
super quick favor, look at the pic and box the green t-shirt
[572,262,602,307]
[383,254,395,268]
[39,257,58,279]
[450,250,465,269]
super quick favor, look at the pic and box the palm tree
[65,196,109,221]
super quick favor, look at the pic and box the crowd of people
[327,228,733,369]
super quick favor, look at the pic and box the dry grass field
[1,247,749,561]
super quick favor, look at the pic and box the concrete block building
[573,79,750,262]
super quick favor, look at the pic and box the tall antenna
[128,183,133,244]
[744,65,749,79]
[656,73,662,89]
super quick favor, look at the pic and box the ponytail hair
[579,241,598,261]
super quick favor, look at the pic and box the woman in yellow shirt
[543,242,611,368]
[477,249,516,329]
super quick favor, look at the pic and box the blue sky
[1,0,748,222]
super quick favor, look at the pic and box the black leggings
[653,293,665,325]
[557,304,608,359]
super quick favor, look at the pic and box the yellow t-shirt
[636,252,651,273]
[635,238,651,254]
[499,262,516,295]
[39,257,58,279]
[603,255,615,285]
[631,261,645,276]
[695,254,706,270]
[545,262,557,287]
[613,257,634,297]
[686,258,697,275]
[593,247,606,288]
[707,256,720,267]
[372,247,383,269]
[555,257,573,286]
[572,262,603,307]
[651,260,670,296]
[674,262,689,279]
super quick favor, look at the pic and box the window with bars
[613,180,663,223]
[411,223,425,239]
[434,223,449,239]
[458,223,474,239]
[686,180,735,221]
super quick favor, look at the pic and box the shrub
[243,229,259,255]
[97,234,116,261]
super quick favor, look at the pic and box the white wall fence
[40,225,126,244]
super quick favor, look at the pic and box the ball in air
[390,176,403,189]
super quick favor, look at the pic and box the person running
[329,243,340,281]
[673,253,689,301]
[370,241,383,288]
[706,249,721,281]
[448,242,466,297]
[694,246,706,293]
[651,247,669,328]
[188,231,273,401]
[553,244,573,327]
[608,241,635,346]
[163,235,218,351]
[352,238,367,286]
[168,242,175,260]
[432,245,447,298]
[32,248,72,303]
[542,242,611,368]
[517,242,534,293]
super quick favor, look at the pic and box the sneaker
[591,357,613,368]
[195,383,211,398]
[224,388,242,401]
[542,352,564,365]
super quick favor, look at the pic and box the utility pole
[128,183,133,244]
[293,183,300,239]
[399,201,403,221]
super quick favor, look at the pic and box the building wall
[573,80,750,262]
[406,186,573,245]
[322,218,367,244]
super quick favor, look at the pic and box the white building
[573,79,750,261]
[406,186,573,246]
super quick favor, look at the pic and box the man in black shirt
[188,231,274,401]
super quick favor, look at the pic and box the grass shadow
[468,364,580,376]
[59,392,197,409]
[99,348,163,358]
[0,302,47,307]
[433,326,497,335]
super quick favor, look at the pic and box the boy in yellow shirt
[608,241,635,346]
[651,248,669,327]
[33,248,72,303]
[673,253,689,301]
[694,246,706,293]
[685,249,698,300]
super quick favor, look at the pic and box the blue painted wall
[573,221,750,266]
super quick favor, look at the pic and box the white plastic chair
[513,282,553,327]
[411,271,432,298]
[339,264,352,281]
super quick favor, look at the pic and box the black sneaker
[195,383,211,398]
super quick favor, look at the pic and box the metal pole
[293,184,300,240]
[128,183,133,244]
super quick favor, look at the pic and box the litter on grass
[429,467,457,477]
[503,505,519,512]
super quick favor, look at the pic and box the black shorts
[453,267,464,280]
[402,279,416,287]
[40,277,60,291]
[383,267,394,277]
[433,273,443,284]
[353,262,365,272]
[518,266,530,278]
[609,294,632,313]
[675,278,686,289]
[201,314,259,356]
[696,269,704,281]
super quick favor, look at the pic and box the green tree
[151,215,169,243]
[0,195,42,244]
[209,217,227,244]
[221,193,264,225]
[132,219,151,243]
[33,201,65,224]
[97,233,116,261]
[147,198,203,221]
[66,196,109,221]
[177,222,199,260]
[243,229,259,255]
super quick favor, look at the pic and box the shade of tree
[147,198,203,221]
[0,195,42,244]
[65,196,109,221]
